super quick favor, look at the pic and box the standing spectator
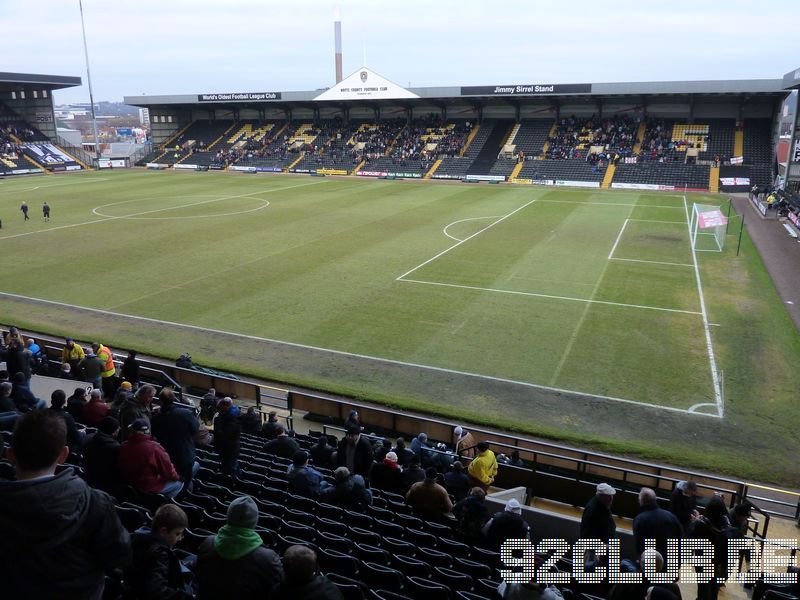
[67,386,88,421]
[197,496,284,599]
[288,450,330,497]
[370,450,404,494]
[214,398,242,474]
[78,351,105,391]
[120,384,155,439]
[688,495,731,600]
[25,338,45,374]
[406,467,454,520]
[400,455,426,493]
[151,390,199,485]
[128,504,192,600]
[0,410,130,598]
[271,545,344,600]
[118,418,183,498]
[261,411,282,439]
[392,437,414,467]
[633,487,683,559]
[61,337,85,374]
[50,389,85,452]
[468,441,498,491]
[453,487,490,543]
[240,406,262,434]
[199,388,217,425]
[84,416,122,494]
[121,349,140,387]
[5,338,30,383]
[320,466,373,510]
[263,425,300,459]
[92,342,117,398]
[670,481,699,531]
[83,388,110,426]
[581,483,618,543]
[453,425,477,458]
[728,502,752,537]
[483,499,531,550]
[3,326,24,347]
[344,410,363,432]
[309,434,335,468]
[444,460,471,502]
[336,424,374,478]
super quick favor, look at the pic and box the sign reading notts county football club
[460,83,592,96]
[197,92,281,102]
[314,67,420,101]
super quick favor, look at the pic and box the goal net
[689,203,727,252]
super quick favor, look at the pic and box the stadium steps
[206,123,239,150]
[633,121,646,154]
[734,130,744,157]
[424,158,442,179]
[466,121,513,175]
[509,161,524,180]
[285,153,306,172]
[161,122,194,149]
[504,123,521,146]
[601,163,616,189]
[709,165,720,193]
[541,120,558,156]
[459,124,479,157]
[351,158,367,174]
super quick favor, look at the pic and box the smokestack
[334,7,343,83]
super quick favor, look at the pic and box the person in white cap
[580,482,617,543]
[453,425,476,458]
[482,497,531,550]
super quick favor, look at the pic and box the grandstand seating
[613,162,710,189]
[466,120,513,175]
[743,119,773,166]
[518,158,607,183]
[511,119,553,156]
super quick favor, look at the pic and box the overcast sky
[4,0,799,105]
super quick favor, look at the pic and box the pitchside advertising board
[461,83,592,96]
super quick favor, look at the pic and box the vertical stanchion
[725,197,733,234]
[736,208,746,256]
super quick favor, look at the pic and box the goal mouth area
[689,203,727,252]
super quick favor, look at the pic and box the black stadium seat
[405,575,452,600]
[318,531,354,554]
[326,573,369,600]
[359,561,405,593]
[434,566,474,592]
[318,548,360,578]
[381,536,416,557]
[391,554,432,578]
[353,542,391,566]
[349,526,381,546]
[453,556,492,580]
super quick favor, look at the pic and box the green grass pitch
[1,170,798,484]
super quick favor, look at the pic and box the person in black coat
[261,411,282,439]
[120,350,140,387]
[482,499,530,550]
[127,504,192,600]
[369,451,403,494]
[580,483,618,543]
[336,425,374,479]
[11,372,43,412]
[320,467,373,510]
[239,407,262,435]
[151,392,199,485]
[443,460,471,502]
[214,398,242,475]
[66,387,88,422]
[271,545,344,600]
[391,437,415,468]
[5,339,30,383]
[84,416,122,494]
[633,487,683,559]
[688,495,731,600]
[49,389,85,452]
[263,425,300,459]
[670,480,699,530]
[400,456,426,494]
[309,435,335,468]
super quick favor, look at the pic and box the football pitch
[1,170,799,483]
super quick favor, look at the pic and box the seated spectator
[392,437,415,467]
[108,382,132,420]
[508,449,525,468]
[118,418,184,498]
[263,425,300,459]
[430,442,455,471]
[468,441,498,491]
[214,398,242,475]
[374,437,392,462]
[406,466,454,521]
[336,424,374,478]
[128,504,193,599]
[370,450,403,494]
[320,466,372,510]
[261,411,282,439]
[400,455,426,493]
[50,389,85,452]
[25,338,45,374]
[83,388,110,426]
[0,410,129,598]
[197,496,284,598]
[271,545,344,600]
[84,416,122,494]
[309,434,335,468]
[444,460,471,502]
[287,450,330,497]
[240,406,262,434]
[410,432,430,460]
[67,386,88,421]
[151,389,200,485]
[483,498,531,550]
[0,381,20,431]
[452,487,490,542]
[11,371,45,412]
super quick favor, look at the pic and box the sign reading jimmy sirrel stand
[461,83,592,96]
[314,67,420,101]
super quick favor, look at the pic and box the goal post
[689,203,728,252]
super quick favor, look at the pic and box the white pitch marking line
[0,290,719,417]
[400,277,702,316]
[608,219,629,260]
[609,257,694,268]
[396,196,541,281]
[626,219,687,224]
[688,402,718,414]
[0,180,324,241]
[536,199,685,209]
[683,195,724,417]
[442,216,502,242]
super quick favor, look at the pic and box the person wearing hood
[0,410,130,599]
[120,383,155,439]
[214,397,242,475]
[128,504,193,600]
[118,418,183,498]
[197,496,284,599]
[369,450,403,494]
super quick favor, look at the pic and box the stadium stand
[517,157,608,183]
[612,162,710,190]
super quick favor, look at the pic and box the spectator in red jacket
[82,388,110,426]
[118,418,183,498]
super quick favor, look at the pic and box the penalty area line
[0,290,718,417]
